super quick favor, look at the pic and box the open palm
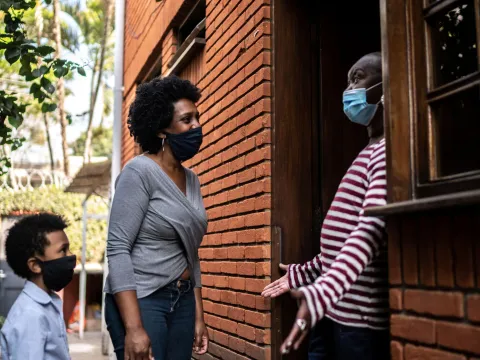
[261,263,290,298]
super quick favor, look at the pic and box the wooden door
[272,0,380,358]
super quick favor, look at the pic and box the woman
[104,76,209,360]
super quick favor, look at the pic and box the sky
[12,28,114,165]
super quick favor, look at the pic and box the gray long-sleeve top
[104,155,208,298]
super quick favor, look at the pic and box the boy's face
[28,230,73,276]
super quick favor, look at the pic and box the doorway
[272,0,381,358]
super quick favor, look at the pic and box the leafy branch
[0,0,86,174]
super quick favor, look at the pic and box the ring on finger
[296,318,307,332]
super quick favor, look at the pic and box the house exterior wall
[388,212,480,359]
[122,0,273,358]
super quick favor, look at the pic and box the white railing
[0,168,69,192]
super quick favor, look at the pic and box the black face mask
[37,255,77,291]
[165,127,203,162]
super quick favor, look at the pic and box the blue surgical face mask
[343,82,383,126]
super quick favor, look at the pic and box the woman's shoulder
[122,155,157,176]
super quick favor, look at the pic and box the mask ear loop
[366,81,383,91]
[162,138,165,152]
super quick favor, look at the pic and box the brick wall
[186,1,273,358]
[122,0,273,358]
[389,212,480,360]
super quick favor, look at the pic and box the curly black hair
[5,213,68,279]
[127,76,201,154]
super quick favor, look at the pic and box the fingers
[280,325,301,355]
[261,279,280,294]
[194,333,202,353]
[293,328,309,350]
[279,263,288,272]
[196,335,208,354]
[149,346,154,360]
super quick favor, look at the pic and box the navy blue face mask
[164,127,203,162]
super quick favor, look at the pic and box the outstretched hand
[261,263,290,298]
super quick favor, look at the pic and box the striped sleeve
[287,255,322,289]
[298,143,387,327]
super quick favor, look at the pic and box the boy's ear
[27,257,42,275]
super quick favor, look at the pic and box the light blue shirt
[0,281,70,360]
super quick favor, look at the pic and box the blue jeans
[105,279,195,360]
[308,317,390,360]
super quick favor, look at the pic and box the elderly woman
[104,76,208,360]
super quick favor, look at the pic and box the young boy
[0,213,76,360]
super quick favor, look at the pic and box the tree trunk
[83,52,98,163]
[36,0,55,173]
[53,0,70,176]
[43,114,55,172]
[83,0,114,164]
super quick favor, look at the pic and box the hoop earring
[162,138,165,152]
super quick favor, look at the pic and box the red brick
[236,198,256,213]
[220,262,237,274]
[256,262,270,276]
[212,275,229,288]
[213,330,229,347]
[391,341,404,360]
[228,336,246,353]
[220,290,237,305]
[245,310,270,327]
[227,307,245,322]
[213,248,228,259]
[437,321,480,354]
[228,277,246,291]
[237,323,256,341]
[238,293,256,309]
[221,232,237,245]
[246,278,269,294]
[206,288,222,302]
[467,295,480,322]
[390,289,403,311]
[255,329,271,344]
[244,211,270,227]
[245,245,270,259]
[237,229,257,244]
[255,296,271,311]
[404,344,466,360]
[237,262,256,276]
[227,246,245,259]
[391,315,436,344]
[245,342,268,360]
[404,290,464,318]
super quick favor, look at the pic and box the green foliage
[0,1,87,175]
[71,126,112,157]
[0,186,108,263]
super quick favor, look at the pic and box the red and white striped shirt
[288,138,388,329]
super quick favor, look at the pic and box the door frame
[271,1,380,358]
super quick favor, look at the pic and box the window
[166,0,206,77]
[177,0,206,47]
[413,0,480,198]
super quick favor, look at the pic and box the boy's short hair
[5,213,68,279]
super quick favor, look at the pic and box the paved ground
[68,331,110,360]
